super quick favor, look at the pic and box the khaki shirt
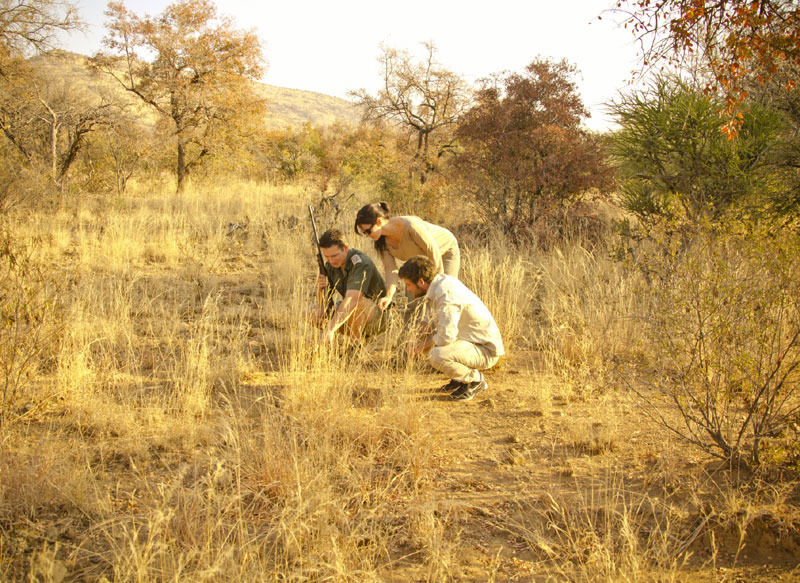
[379,216,458,288]
[426,273,505,357]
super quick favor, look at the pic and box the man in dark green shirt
[314,229,388,346]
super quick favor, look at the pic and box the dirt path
[384,349,800,582]
[382,353,582,581]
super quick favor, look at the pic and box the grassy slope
[254,83,359,129]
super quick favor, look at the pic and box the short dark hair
[398,255,437,284]
[318,228,346,249]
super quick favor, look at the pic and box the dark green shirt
[325,248,386,303]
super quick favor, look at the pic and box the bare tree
[0,0,80,71]
[351,42,466,195]
[34,77,114,188]
[0,54,115,189]
[0,0,85,200]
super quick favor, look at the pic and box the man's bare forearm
[323,291,360,337]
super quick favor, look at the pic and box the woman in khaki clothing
[354,201,460,312]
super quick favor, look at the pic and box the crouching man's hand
[405,334,433,360]
[320,328,336,347]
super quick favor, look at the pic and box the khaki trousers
[429,340,498,383]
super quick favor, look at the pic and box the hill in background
[254,84,359,129]
[35,50,360,130]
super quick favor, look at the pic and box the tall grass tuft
[0,226,62,424]
[532,240,645,389]
[460,245,536,351]
[509,466,686,582]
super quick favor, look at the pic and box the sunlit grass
[0,179,795,581]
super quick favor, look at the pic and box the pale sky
[63,0,644,131]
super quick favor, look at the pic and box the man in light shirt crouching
[398,255,504,401]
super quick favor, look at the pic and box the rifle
[308,205,335,312]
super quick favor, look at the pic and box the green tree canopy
[609,75,784,223]
[615,0,800,134]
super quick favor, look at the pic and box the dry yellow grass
[0,181,798,582]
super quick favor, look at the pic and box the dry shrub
[629,224,800,467]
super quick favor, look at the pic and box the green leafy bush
[609,76,784,224]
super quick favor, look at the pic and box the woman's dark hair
[354,202,391,252]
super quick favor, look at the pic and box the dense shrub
[453,58,614,238]
[609,75,784,224]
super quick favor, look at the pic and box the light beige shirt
[426,273,505,358]
[379,216,458,289]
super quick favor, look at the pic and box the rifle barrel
[308,204,334,311]
[308,205,326,275]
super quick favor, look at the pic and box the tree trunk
[176,142,187,193]
[50,120,60,188]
